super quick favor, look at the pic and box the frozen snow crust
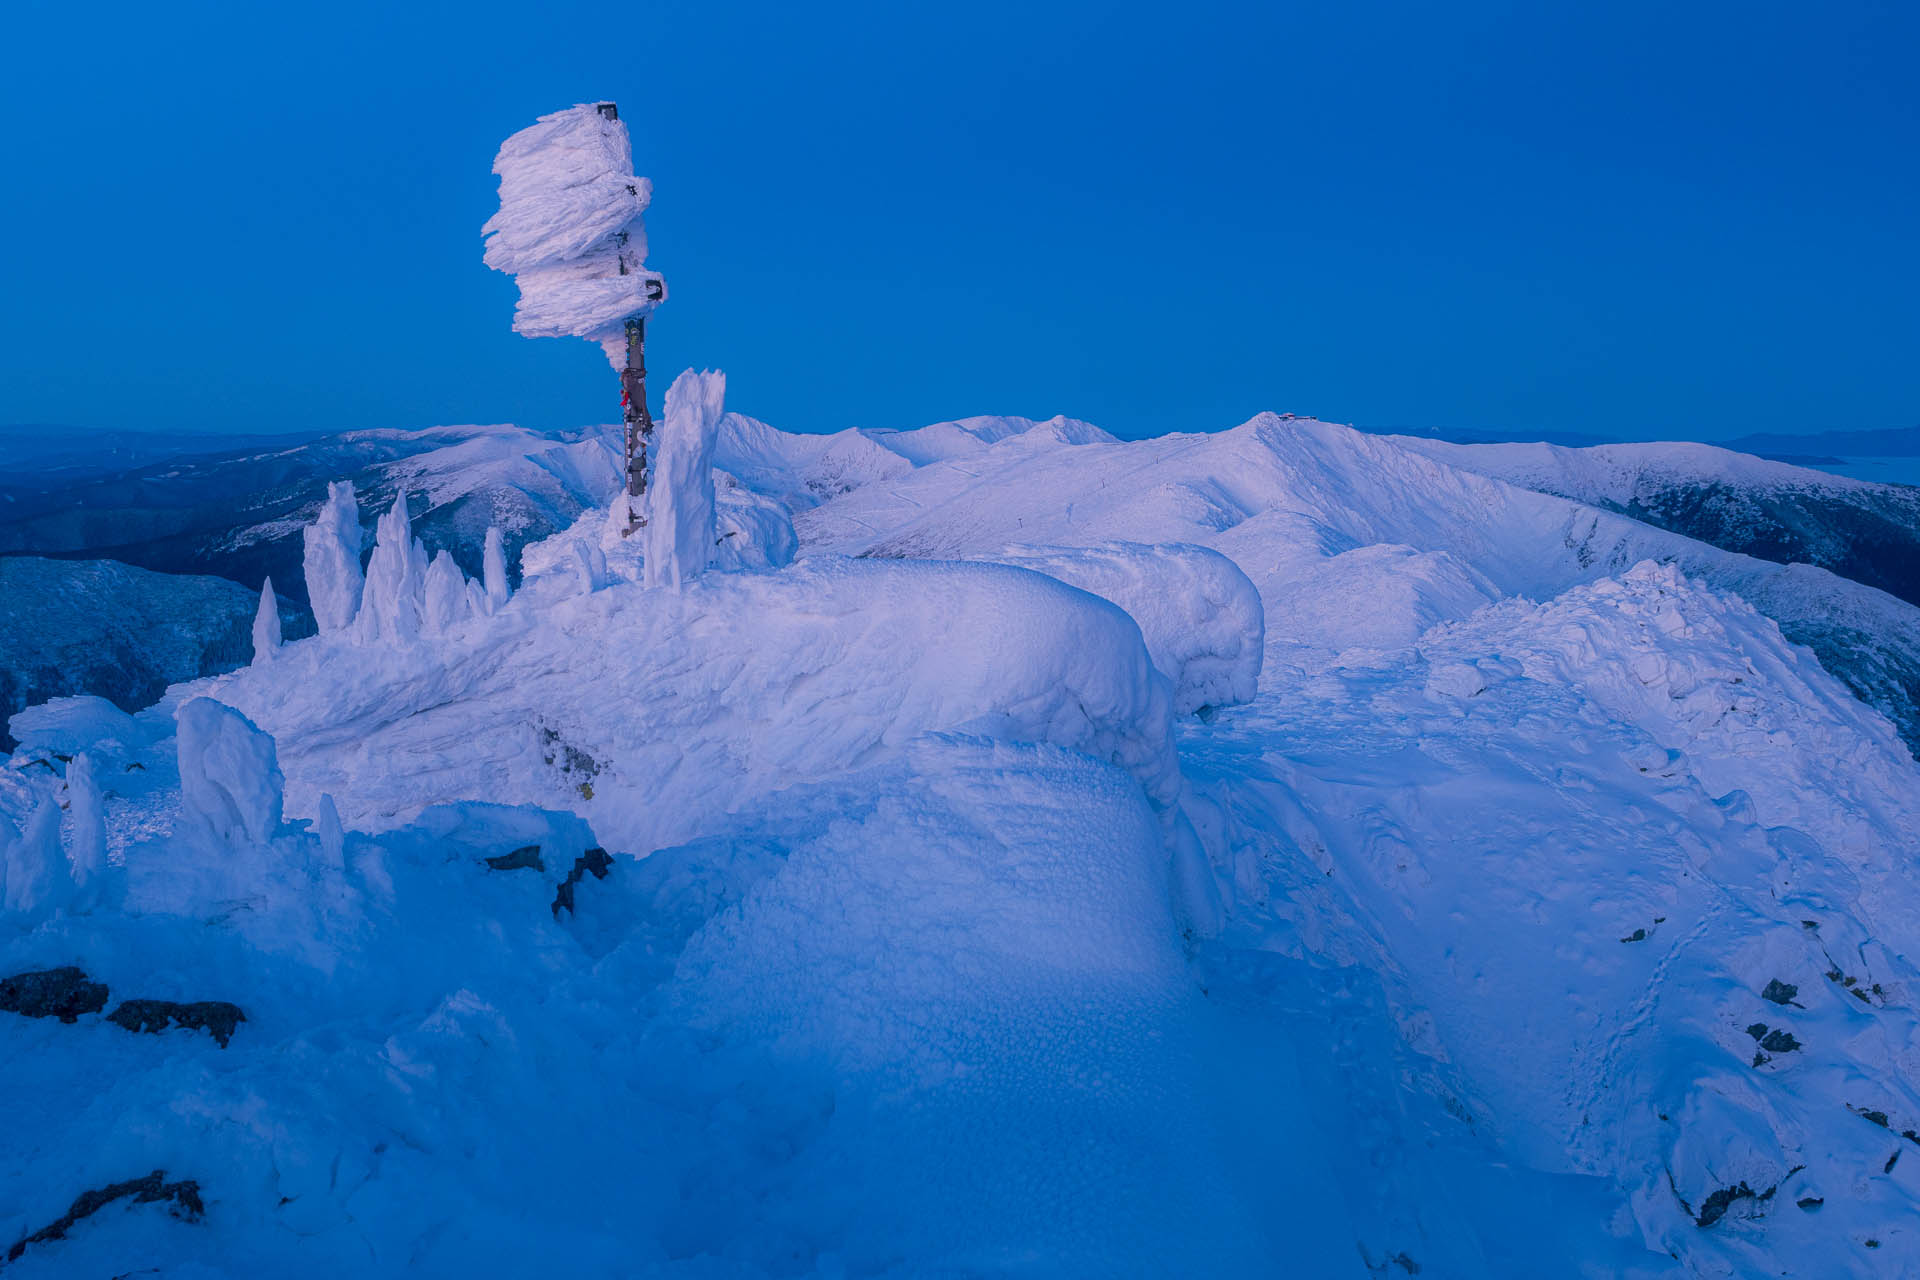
[6,404,1920,1276]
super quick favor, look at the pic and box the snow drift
[189,555,1181,854]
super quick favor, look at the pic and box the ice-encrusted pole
[483,101,666,537]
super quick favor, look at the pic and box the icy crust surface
[979,541,1264,715]
[482,103,664,363]
[179,555,1179,854]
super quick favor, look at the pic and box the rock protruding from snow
[251,579,282,665]
[482,103,666,368]
[483,527,510,611]
[987,542,1264,714]
[176,699,284,847]
[302,481,364,635]
[644,369,725,591]
[354,494,428,645]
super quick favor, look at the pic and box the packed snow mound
[482,103,664,365]
[981,542,1264,714]
[183,556,1179,853]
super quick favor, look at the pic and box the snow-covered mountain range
[3,409,1919,1276]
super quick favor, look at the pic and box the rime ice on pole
[644,369,726,590]
[482,103,667,368]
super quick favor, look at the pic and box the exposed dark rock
[1885,1149,1901,1174]
[1695,1182,1758,1228]
[1850,1105,1891,1128]
[1745,1024,1801,1060]
[5,1170,202,1264]
[485,845,545,872]
[1797,1196,1823,1210]
[1761,979,1800,1006]
[0,967,109,1023]
[106,999,245,1048]
[1620,928,1647,943]
[552,846,615,917]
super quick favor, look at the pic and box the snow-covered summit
[5,397,1920,1276]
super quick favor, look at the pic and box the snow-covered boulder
[645,369,725,590]
[301,480,364,635]
[176,698,284,847]
[482,103,666,367]
[985,542,1264,714]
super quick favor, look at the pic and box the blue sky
[3,0,1914,441]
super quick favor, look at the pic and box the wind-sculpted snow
[979,542,1264,714]
[185,556,1180,854]
[483,103,664,366]
[643,369,725,590]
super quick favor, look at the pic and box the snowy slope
[5,405,1920,1277]
[1390,436,1920,609]
[785,412,1920,757]
[0,425,625,609]
[0,557,304,750]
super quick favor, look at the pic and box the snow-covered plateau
[4,407,1920,1277]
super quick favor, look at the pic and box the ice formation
[301,480,364,634]
[315,792,345,871]
[0,795,65,916]
[64,752,108,910]
[354,494,428,645]
[251,578,281,665]
[422,551,471,634]
[482,103,665,367]
[175,698,284,847]
[644,369,725,590]
[482,526,510,610]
